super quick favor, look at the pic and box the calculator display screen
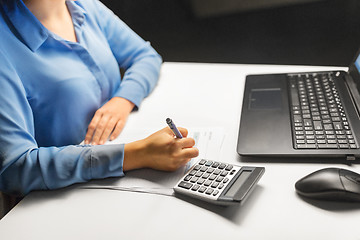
[224,170,251,198]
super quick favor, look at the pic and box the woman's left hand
[84,97,135,145]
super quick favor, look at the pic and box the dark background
[101,0,360,66]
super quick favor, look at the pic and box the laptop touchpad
[249,88,282,109]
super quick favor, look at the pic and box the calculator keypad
[176,159,239,198]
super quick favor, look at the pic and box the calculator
[174,159,265,206]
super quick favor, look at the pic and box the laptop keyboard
[289,72,358,149]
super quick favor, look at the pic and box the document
[81,128,225,196]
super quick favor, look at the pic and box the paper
[81,128,225,196]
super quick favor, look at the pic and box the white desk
[1,62,360,239]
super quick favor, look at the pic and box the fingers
[178,127,188,138]
[180,147,199,159]
[87,116,108,145]
[175,137,199,160]
[168,148,199,171]
[84,97,133,145]
[178,137,196,148]
[84,113,101,144]
[97,117,116,144]
[110,120,125,141]
[84,114,124,145]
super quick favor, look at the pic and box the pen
[166,118,183,138]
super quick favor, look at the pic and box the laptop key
[296,144,316,149]
[317,144,338,149]
[324,124,333,130]
[333,122,343,130]
[303,119,312,127]
[339,144,350,149]
[313,121,323,130]
[294,115,302,123]
[290,85,300,106]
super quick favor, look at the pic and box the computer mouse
[295,168,360,202]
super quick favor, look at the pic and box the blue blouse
[0,0,162,195]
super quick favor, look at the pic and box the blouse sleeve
[0,50,125,196]
[87,0,163,108]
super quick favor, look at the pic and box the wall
[101,0,360,66]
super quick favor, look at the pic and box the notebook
[237,50,360,161]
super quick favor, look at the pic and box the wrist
[113,97,135,113]
[123,140,148,171]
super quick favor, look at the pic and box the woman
[0,0,199,196]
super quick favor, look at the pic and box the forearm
[114,54,162,108]
[0,144,125,196]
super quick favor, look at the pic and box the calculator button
[211,182,219,188]
[199,160,206,165]
[218,163,226,169]
[213,190,219,196]
[184,175,192,181]
[200,166,208,172]
[212,162,220,168]
[194,165,201,171]
[195,171,203,177]
[205,160,213,166]
[216,176,224,182]
[225,165,233,171]
[191,184,200,191]
[197,179,205,185]
[223,178,229,183]
[190,177,199,183]
[209,174,217,181]
[202,173,210,179]
[220,171,228,177]
[178,181,193,189]
[205,188,214,195]
[213,169,221,175]
[189,170,197,176]
[206,168,215,173]
[218,183,225,189]
[198,186,207,193]
[204,180,212,186]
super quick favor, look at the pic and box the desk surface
[1,62,360,240]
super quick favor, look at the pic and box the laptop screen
[349,50,360,87]
[355,54,360,73]
[347,51,360,116]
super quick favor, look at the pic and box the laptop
[237,51,360,161]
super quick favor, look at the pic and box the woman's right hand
[123,127,199,171]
